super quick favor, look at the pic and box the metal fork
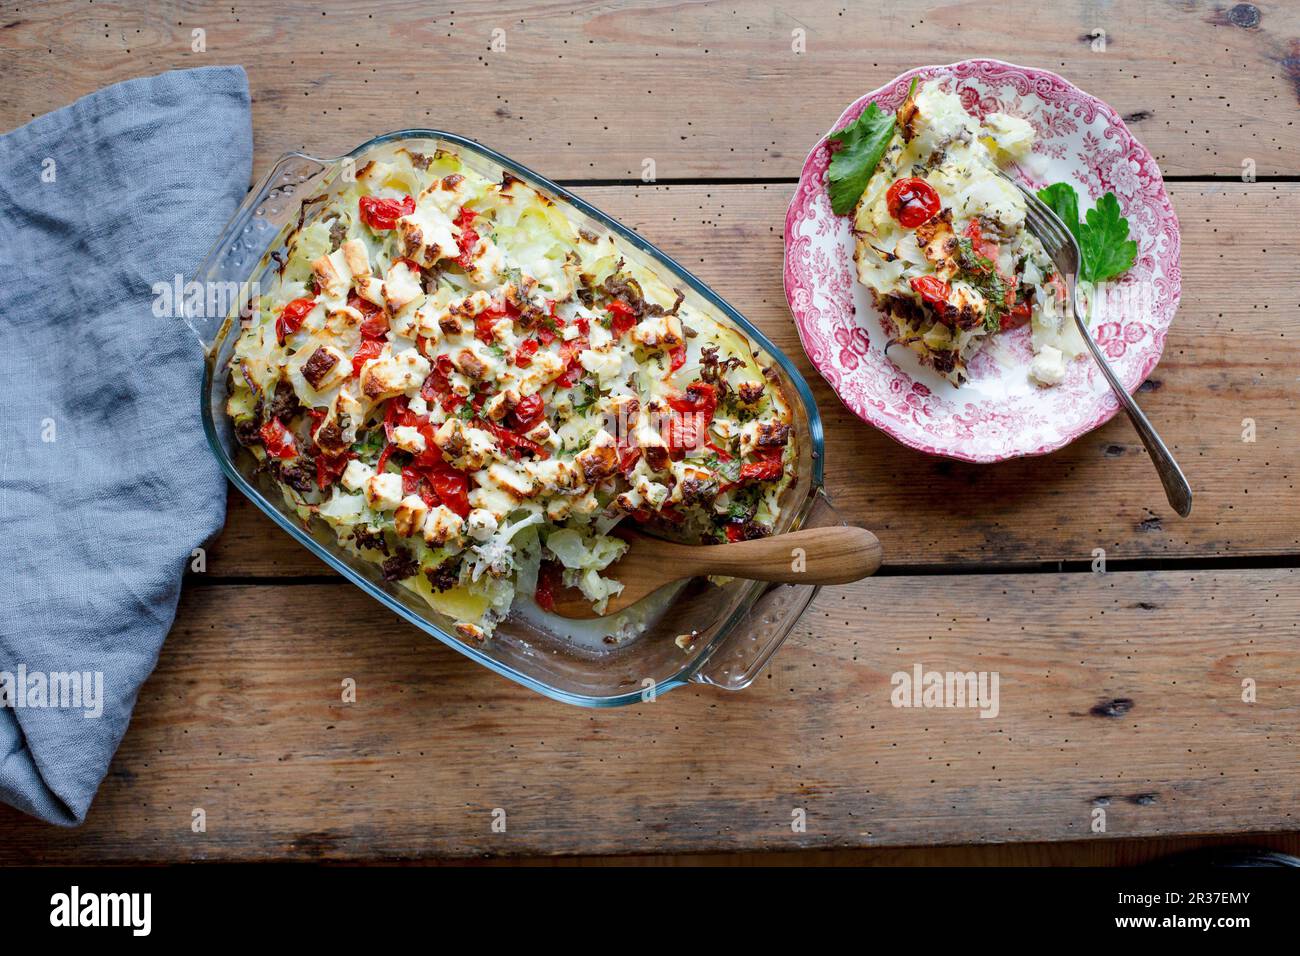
[1002,172,1192,517]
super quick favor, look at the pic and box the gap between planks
[6,1,1300,179]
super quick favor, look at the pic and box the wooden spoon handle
[677,525,882,585]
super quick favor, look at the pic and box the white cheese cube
[298,344,352,392]
[341,459,375,492]
[360,348,431,400]
[391,424,427,454]
[418,174,472,214]
[393,494,429,538]
[355,160,394,187]
[630,313,683,349]
[433,418,498,471]
[981,112,1036,164]
[383,259,424,311]
[587,321,612,350]
[312,248,353,300]
[397,203,459,268]
[634,474,671,509]
[422,504,466,547]
[340,238,371,279]
[1029,345,1067,386]
[465,238,505,285]
[466,509,498,542]
[354,275,386,308]
[364,472,404,511]
[578,348,624,386]
[486,462,536,499]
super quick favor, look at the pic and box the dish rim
[783,57,1181,464]
[199,128,827,707]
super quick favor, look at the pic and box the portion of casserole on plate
[225,147,796,641]
[850,79,1085,386]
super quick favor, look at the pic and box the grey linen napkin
[0,66,252,825]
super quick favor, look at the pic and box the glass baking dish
[192,130,833,706]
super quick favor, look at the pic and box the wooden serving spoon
[549,525,882,619]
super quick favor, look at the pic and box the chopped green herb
[705,454,741,483]
[953,236,1008,331]
[351,429,385,458]
[572,383,598,415]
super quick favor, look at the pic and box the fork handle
[1078,328,1193,517]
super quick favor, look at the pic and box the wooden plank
[2,1,1299,179]
[205,180,1300,576]
[0,568,1293,861]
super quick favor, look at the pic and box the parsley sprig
[826,79,915,216]
[1036,183,1137,284]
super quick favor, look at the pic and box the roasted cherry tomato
[511,394,546,433]
[617,444,641,477]
[259,417,298,460]
[316,451,353,490]
[963,220,1000,263]
[427,469,470,517]
[666,343,687,375]
[534,560,563,612]
[739,445,783,483]
[358,195,415,231]
[360,312,390,341]
[554,335,588,388]
[514,337,539,368]
[886,177,941,228]
[454,208,480,269]
[606,299,637,337]
[275,297,316,345]
[739,459,783,483]
[1003,297,1033,330]
[909,275,952,317]
[666,381,717,419]
[663,412,705,454]
[535,318,561,346]
[486,421,550,461]
[474,311,499,346]
[350,339,384,378]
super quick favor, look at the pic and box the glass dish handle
[689,489,844,691]
[185,152,338,352]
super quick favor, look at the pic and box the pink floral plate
[783,59,1180,463]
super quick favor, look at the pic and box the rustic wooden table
[1,0,1297,865]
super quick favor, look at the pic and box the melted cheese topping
[852,81,1078,386]
[226,146,796,638]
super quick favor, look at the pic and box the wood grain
[1,0,1297,866]
[206,181,1298,577]
[0,567,1293,861]
[1,1,1299,179]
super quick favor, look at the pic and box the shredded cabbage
[544,528,627,572]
